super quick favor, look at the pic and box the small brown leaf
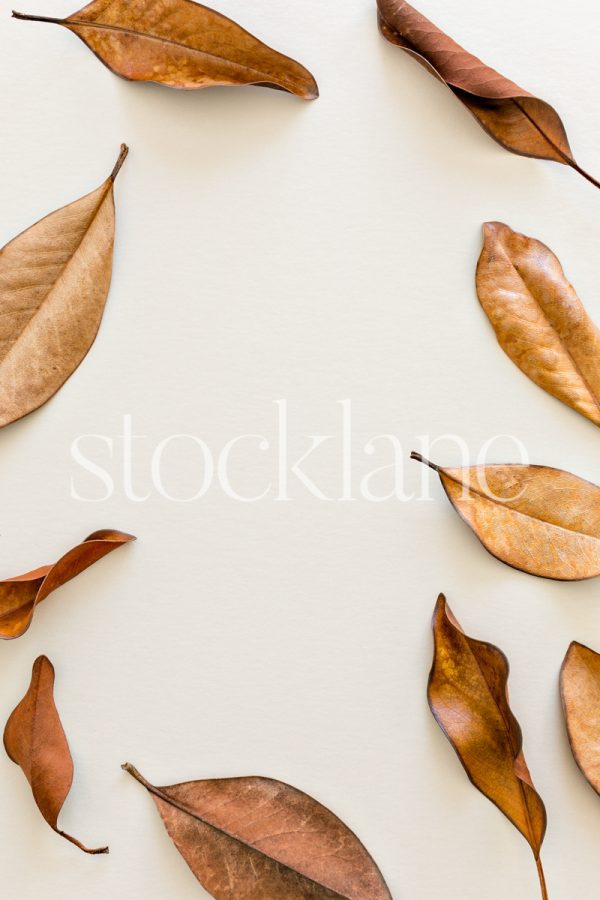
[4,656,108,854]
[122,763,391,899]
[560,641,600,795]
[0,144,128,428]
[0,529,135,639]
[13,0,318,99]
[412,452,600,580]
[377,0,599,188]
[428,594,548,898]
[477,222,600,427]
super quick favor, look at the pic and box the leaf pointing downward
[123,763,392,899]
[412,452,600,580]
[428,595,548,898]
[376,0,599,188]
[0,529,135,639]
[476,222,600,427]
[13,0,318,99]
[560,641,600,796]
[4,656,108,854]
[0,145,128,428]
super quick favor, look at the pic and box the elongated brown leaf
[476,222,600,427]
[0,529,135,639]
[13,0,318,99]
[377,0,599,188]
[429,594,548,898]
[4,656,108,854]
[123,763,391,899]
[412,452,600,580]
[560,641,600,795]
[0,145,128,428]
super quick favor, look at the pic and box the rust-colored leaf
[376,0,599,188]
[477,222,600,427]
[13,0,318,99]
[4,656,108,854]
[412,452,600,580]
[122,763,391,899]
[0,145,128,428]
[428,594,547,898]
[0,529,135,639]
[560,641,600,796]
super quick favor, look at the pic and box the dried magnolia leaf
[0,145,128,428]
[560,641,600,795]
[477,221,600,427]
[0,529,135,639]
[412,452,600,580]
[377,0,599,188]
[429,594,548,898]
[123,763,391,899]
[13,0,318,99]
[4,656,108,854]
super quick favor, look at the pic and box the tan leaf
[13,0,318,99]
[412,452,600,580]
[122,763,391,899]
[4,656,108,854]
[0,529,135,639]
[377,0,598,187]
[561,641,600,795]
[477,222,600,426]
[0,145,128,428]
[428,594,548,898]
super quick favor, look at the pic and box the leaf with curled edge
[0,144,128,428]
[0,529,135,639]
[412,452,600,580]
[122,763,392,899]
[477,222,600,427]
[428,594,548,898]
[4,656,108,854]
[560,641,600,796]
[376,0,599,188]
[13,0,318,100]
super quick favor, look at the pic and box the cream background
[0,1,599,897]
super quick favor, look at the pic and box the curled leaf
[13,0,318,99]
[4,656,108,854]
[0,144,128,428]
[123,763,391,899]
[376,0,599,188]
[0,529,135,639]
[477,222,600,426]
[428,594,547,898]
[412,452,600,580]
[560,641,600,795]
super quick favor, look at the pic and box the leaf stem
[410,451,439,471]
[568,159,600,190]
[12,11,64,25]
[111,144,129,182]
[536,856,548,900]
[58,829,109,855]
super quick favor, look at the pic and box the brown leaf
[4,655,108,854]
[412,452,600,580]
[0,529,135,639]
[376,0,599,188]
[0,144,128,428]
[477,222,600,427]
[428,594,548,898]
[560,641,600,795]
[122,763,391,899]
[13,0,318,99]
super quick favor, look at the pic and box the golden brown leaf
[13,0,318,99]
[412,452,600,580]
[377,0,599,187]
[122,763,391,899]
[477,222,600,426]
[4,656,108,854]
[0,529,135,639]
[560,641,600,795]
[0,145,128,428]
[428,594,548,898]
